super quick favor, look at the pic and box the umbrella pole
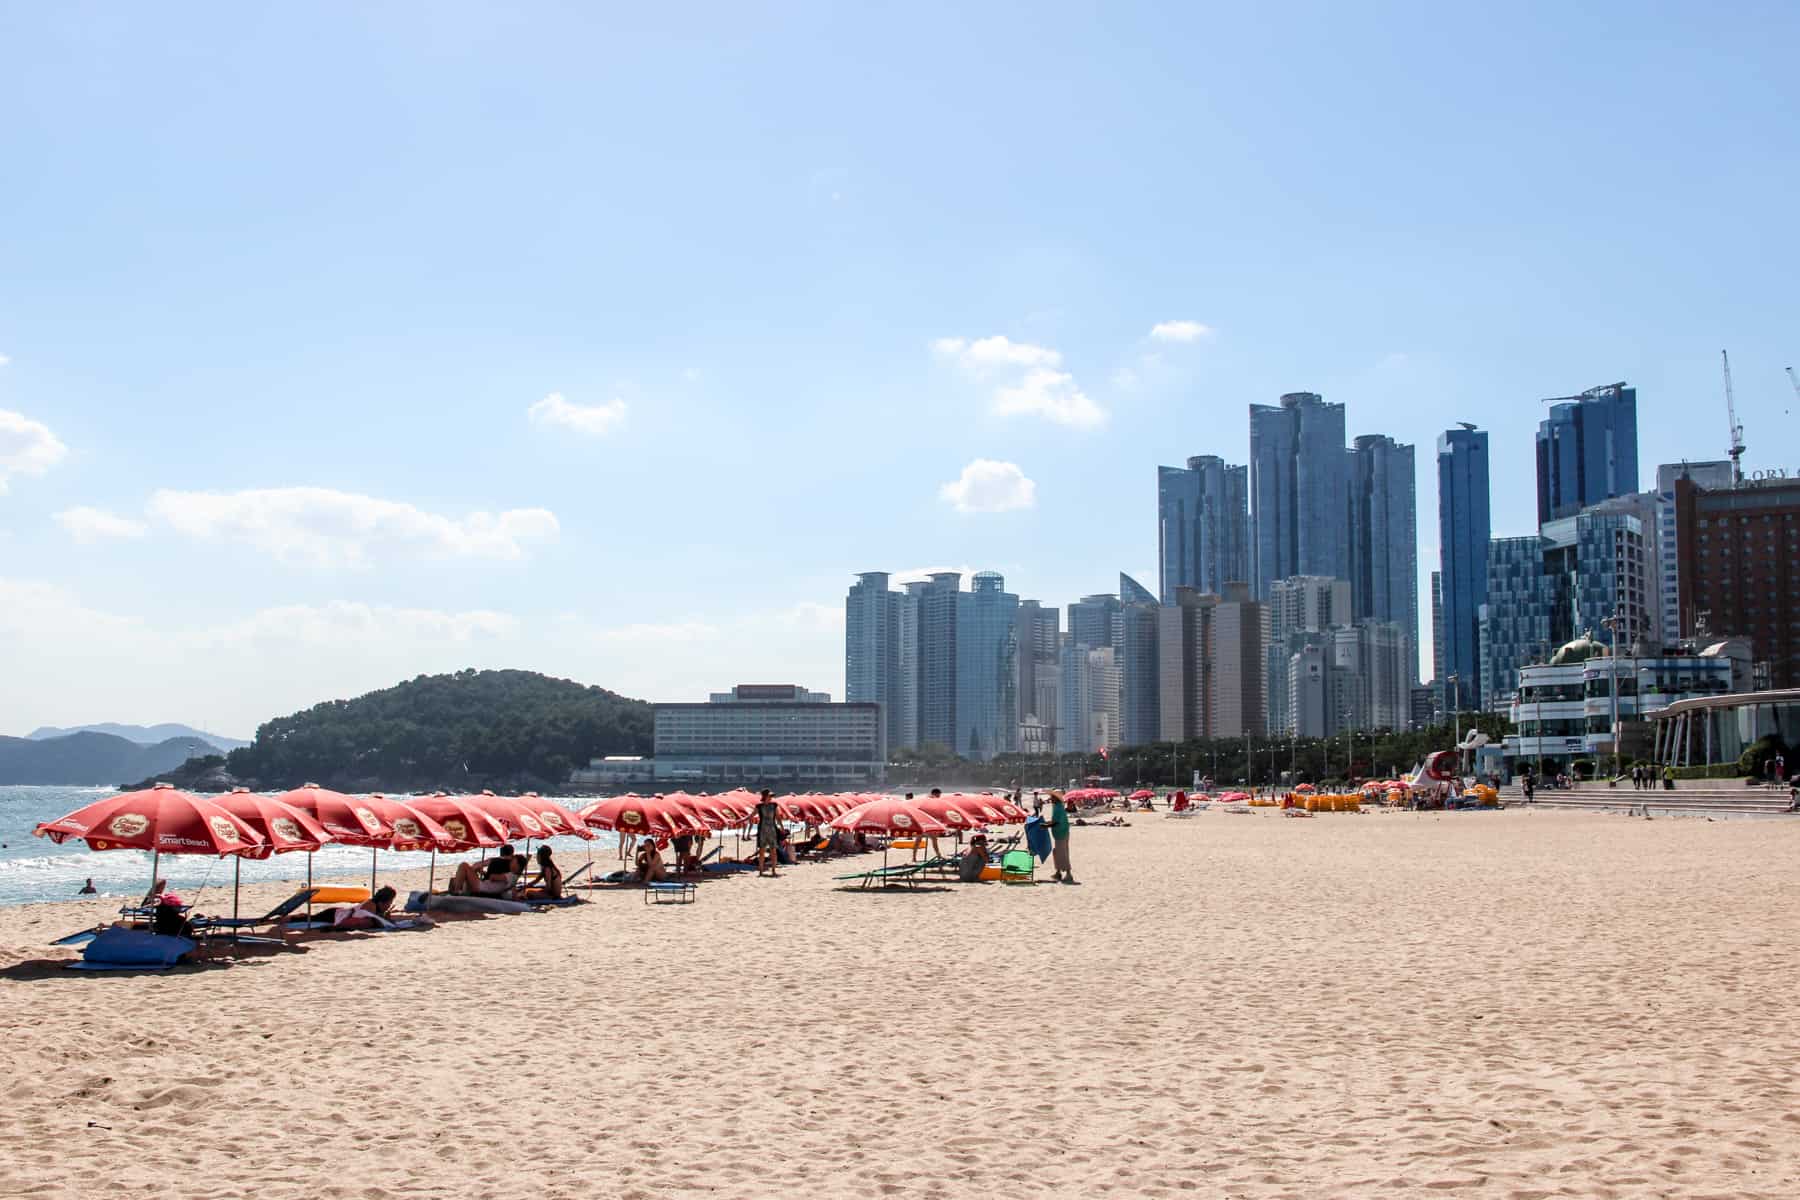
[306,853,314,919]
[369,845,377,892]
[429,849,436,893]
[232,856,241,940]
[147,846,161,907]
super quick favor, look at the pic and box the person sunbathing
[447,852,520,897]
[958,835,990,883]
[635,841,668,884]
[334,886,398,930]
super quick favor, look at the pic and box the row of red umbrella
[576,790,1031,839]
[32,784,597,860]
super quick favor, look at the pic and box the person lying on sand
[447,853,520,898]
[151,893,195,938]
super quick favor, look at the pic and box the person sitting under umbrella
[334,886,399,930]
[523,845,565,900]
[635,839,668,885]
[958,834,990,883]
[152,892,195,939]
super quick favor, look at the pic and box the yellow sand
[3,808,1799,1199]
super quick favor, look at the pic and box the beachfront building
[652,684,884,786]
[1157,454,1249,604]
[1057,643,1118,752]
[1066,592,1121,655]
[1348,433,1419,681]
[916,572,962,751]
[1154,583,1266,740]
[1266,575,1352,734]
[1674,474,1800,689]
[1332,620,1413,733]
[1117,597,1161,747]
[1656,461,1735,652]
[1250,391,1349,598]
[1479,506,1652,710]
[1437,425,1491,711]
[1014,600,1061,752]
[954,572,1019,760]
[895,581,922,750]
[1502,640,1743,775]
[1536,381,1639,523]
[1647,688,1800,770]
[845,572,902,751]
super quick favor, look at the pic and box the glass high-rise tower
[1348,434,1419,683]
[1535,382,1639,524]
[954,571,1019,761]
[1250,392,1348,598]
[1157,455,1249,604]
[845,572,901,750]
[1437,425,1490,709]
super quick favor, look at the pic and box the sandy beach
[3,807,1799,1198]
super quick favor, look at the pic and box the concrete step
[1518,792,1794,815]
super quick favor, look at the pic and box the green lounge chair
[833,862,927,890]
[1000,849,1035,884]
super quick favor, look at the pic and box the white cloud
[0,354,10,366]
[993,368,1105,429]
[55,506,148,542]
[196,601,519,649]
[146,486,559,567]
[1149,320,1213,343]
[0,410,68,494]
[932,335,1063,371]
[771,601,844,634]
[528,392,628,436]
[938,459,1038,514]
[588,620,721,644]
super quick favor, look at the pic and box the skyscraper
[916,572,961,750]
[895,581,922,750]
[1067,593,1121,652]
[1265,575,1351,733]
[1116,595,1161,747]
[1437,425,1490,709]
[1250,391,1349,598]
[954,571,1018,761]
[845,572,901,749]
[1348,434,1419,681]
[1157,455,1249,604]
[1014,600,1061,749]
[1536,381,1639,524]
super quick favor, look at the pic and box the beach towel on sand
[1024,815,1053,863]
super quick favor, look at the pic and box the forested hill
[138,669,653,793]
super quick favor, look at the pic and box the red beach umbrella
[407,794,510,852]
[1130,789,1155,800]
[829,797,950,837]
[464,791,549,841]
[912,793,988,831]
[32,782,265,904]
[522,794,594,841]
[209,788,334,929]
[211,789,331,857]
[581,794,705,839]
[275,784,391,846]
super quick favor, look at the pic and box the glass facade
[954,571,1018,761]
[1349,435,1418,683]
[844,572,901,750]
[1436,426,1490,706]
[1157,454,1249,604]
[1535,382,1639,524]
[1250,392,1348,598]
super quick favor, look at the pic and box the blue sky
[2,2,1796,736]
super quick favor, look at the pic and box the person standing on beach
[755,790,781,877]
[1047,791,1077,885]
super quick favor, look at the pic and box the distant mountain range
[0,731,221,787]
[25,723,249,753]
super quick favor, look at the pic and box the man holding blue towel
[1047,791,1078,885]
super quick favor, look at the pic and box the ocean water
[0,786,620,908]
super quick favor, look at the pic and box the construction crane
[1722,350,1746,484]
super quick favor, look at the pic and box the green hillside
[128,669,653,793]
